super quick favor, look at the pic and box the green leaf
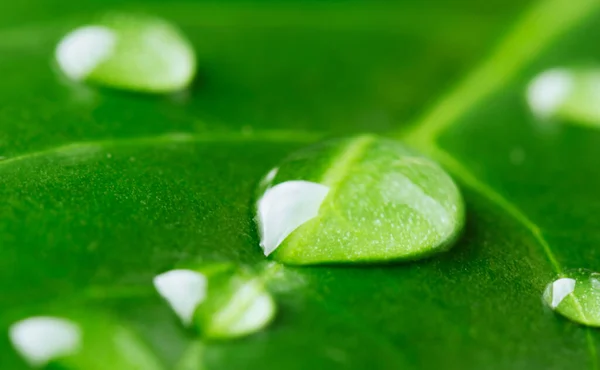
[2,0,600,369]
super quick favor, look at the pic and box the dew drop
[155,266,276,339]
[153,269,207,325]
[9,316,81,367]
[527,68,600,126]
[56,13,196,93]
[543,269,600,327]
[10,314,162,369]
[255,135,465,264]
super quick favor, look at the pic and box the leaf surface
[1,0,600,369]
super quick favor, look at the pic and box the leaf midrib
[0,130,324,170]
[281,135,375,260]
[398,0,600,368]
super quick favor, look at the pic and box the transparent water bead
[543,269,600,327]
[9,316,81,367]
[9,314,161,369]
[527,68,600,126]
[56,13,196,93]
[154,265,276,339]
[255,135,465,265]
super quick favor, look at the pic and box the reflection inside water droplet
[9,316,81,367]
[153,269,207,325]
[543,269,600,327]
[260,167,279,188]
[527,68,600,126]
[257,180,329,256]
[379,172,451,236]
[591,273,600,290]
[56,26,117,80]
[544,278,575,308]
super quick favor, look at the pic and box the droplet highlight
[255,135,465,265]
[543,269,600,327]
[527,68,600,126]
[9,316,81,367]
[153,269,208,325]
[257,180,330,256]
[56,26,117,80]
[56,13,196,93]
[547,278,575,309]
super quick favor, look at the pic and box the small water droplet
[255,135,465,264]
[155,265,276,339]
[56,13,196,93]
[10,314,163,369]
[9,316,81,367]
[527,68,600,125]
[543,269,600,327]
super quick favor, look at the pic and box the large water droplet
[155,265,276,339]
[543,269,600,327]
[527,68,600,126]
[9,316,81,367]
[56,13,196,93]
[255,135,465,264]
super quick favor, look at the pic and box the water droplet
[153,269,207,325]
[56,13,196,93]
[543,269,600,327]
[10,315,162,369]
[155,266,276,338]
[527,68,600,125]
[255,135,465,264]
[9,316,81,367]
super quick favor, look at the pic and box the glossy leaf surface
[2,0,600,369]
